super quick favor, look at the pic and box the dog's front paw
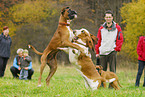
[57,47,61,49]
[57,47,65,50]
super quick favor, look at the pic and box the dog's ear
[86,37,95,52]
[61,7,69,15]
[90,34,98,44]
[61,8,66,15]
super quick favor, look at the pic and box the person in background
[0,26,12,77]
[19,49,32,80]
[10,48,34,80]
[135,36,145,87]
[95,10,123,73]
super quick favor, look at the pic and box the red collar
[59,22,70,26]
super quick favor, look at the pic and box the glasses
[105,16,112,19]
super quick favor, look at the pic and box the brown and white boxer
[58,28,116,90]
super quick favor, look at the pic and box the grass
[0,61,145,97]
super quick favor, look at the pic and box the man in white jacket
[95,10,123,73]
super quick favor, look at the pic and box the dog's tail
[28,45,43,55]
[117,80,122,88]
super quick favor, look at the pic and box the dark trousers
[10,66,34,79]
[0,57,9,77]
[100,51,117,73]
[96,57,100,71]
[135,60,145,86]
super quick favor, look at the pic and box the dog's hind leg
[113,81,120,90]
[110,83,115,89]
[46,52,58,86]
[117,80,122,88]
[110,82,119,90]
[38,51,52,87]
[97,80,102,89]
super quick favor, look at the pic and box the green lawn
[0,63,144,97]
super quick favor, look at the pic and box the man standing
[95,10,123,73]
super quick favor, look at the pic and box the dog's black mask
[67,9,77,20]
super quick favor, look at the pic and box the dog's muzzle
[68,9,77,20]
[72,36,79,43]
[74,36,79,40]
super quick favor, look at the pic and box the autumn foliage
[0,0,141,63]
[120,0,145,61]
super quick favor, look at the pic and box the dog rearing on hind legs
[29,7,85,87]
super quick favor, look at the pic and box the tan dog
[58,28,115,90]
[29,7,88,87]
[96,65,122,90]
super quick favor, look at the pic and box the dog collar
[59,22,70,26]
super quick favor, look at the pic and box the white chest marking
[66,26,74,41]
[69,47,81,69]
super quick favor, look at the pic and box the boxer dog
[29,7,86,87]
[58,28,116,90]
[96,65,122,90]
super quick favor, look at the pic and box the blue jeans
[19,69,28,80]
[135,60,145,86]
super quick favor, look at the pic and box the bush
[120,0,145,61]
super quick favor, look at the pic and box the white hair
[16,48,23,54]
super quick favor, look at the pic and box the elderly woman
[10,48,34,80]
[0,26,12,77]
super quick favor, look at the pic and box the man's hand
[18,67,21,70]
[24,67,28,70]
[96,54,100,57]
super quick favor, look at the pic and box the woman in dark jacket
[0,26,12,77]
